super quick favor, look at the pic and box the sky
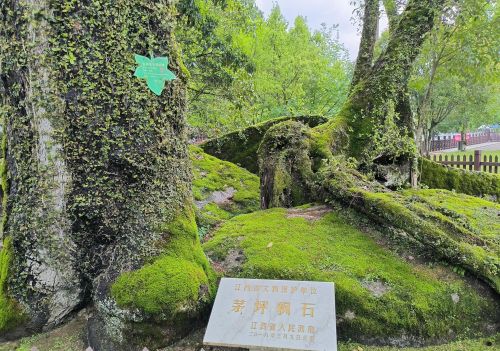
[254,0,388,61]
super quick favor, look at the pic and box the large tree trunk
[342,0,445,160]
[260,0,447,204]
[0,1,213,349]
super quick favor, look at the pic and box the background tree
[410,0,499,153]
[178,1,352,138]
[259,0,448,208]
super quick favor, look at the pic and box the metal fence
[430,131,500,152]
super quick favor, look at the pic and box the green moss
[0,236,25,332]
[258,120,314,208]
[204,207,498,342]
[111,205,216,316]
[351,188,499,292]
[1,131,7,234]
[338,334,499,351]
[312,157,499,291]
[190,145,259,231]
[402,189,499,240]
[111,256,209,315]
[419,158,500,200]
[201,116,327,174]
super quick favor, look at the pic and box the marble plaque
[203,278,337,351]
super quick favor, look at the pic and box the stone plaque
[204,278,337,351]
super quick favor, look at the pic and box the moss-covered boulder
[204,204,499,346]
[190,145,260,236]
[201,116,327,174]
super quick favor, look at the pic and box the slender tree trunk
[350,0,380,90]
[383,0,400,31]
[1,1,213,349]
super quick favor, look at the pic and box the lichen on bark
[1,0,213,348]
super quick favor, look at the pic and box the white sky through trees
[255,0,389,61]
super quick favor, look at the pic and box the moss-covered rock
[401,189,499,241]
[258,121,314,208]
[112,256,210,316]
[204,205,499,345]
[201,116,327,174]
[419,158,500,201]
[190,145,260,235]
[293,157,500,294]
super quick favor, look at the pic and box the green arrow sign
[134,54,176,95]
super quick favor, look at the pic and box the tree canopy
[177,0,352,138]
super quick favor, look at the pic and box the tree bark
[1,1,212,349]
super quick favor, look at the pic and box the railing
[429,150,499,174]
[430,131,500,152]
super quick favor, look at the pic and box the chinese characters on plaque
[203,278,337,351]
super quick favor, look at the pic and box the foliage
[419,158,500,199]
[410,0,500,152]
[204,206,498,342]
[177,1,351,138]
[370,100,417,162]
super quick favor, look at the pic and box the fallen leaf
[266,242,273,248]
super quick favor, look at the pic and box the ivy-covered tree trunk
[260,0,446,202]
[0,1,214,349]
[350,0,379,90]
[338,0,445,161]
